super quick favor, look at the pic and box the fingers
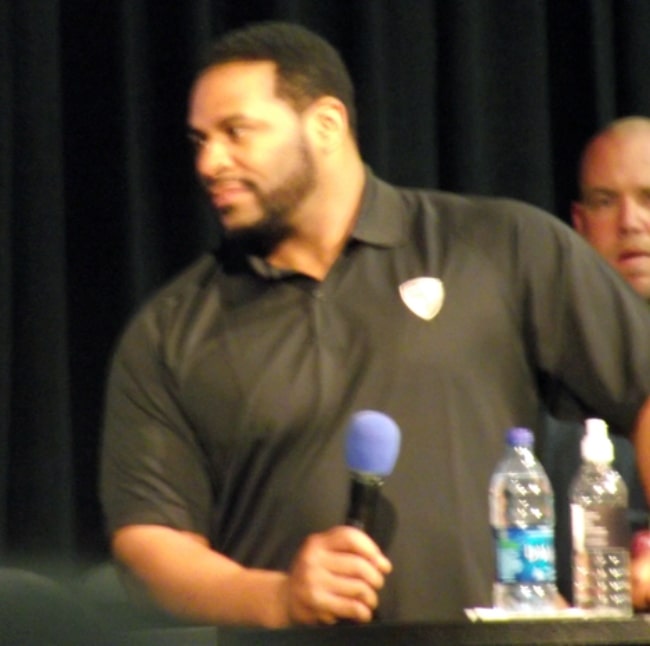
[326,550,388,592]
[286,526,392,625]
[324,526,392,574]
[293,578,378,625]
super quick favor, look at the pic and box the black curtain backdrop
[2,0,650,569]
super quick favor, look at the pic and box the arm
[103,272,393,626]
[113,523,392,627]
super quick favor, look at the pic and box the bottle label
[571,504,632,612]
[494,527,556,584]
[571,505,630,549]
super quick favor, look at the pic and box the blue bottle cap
[506,427,533,447]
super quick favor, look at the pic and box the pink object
[631,530,650,559]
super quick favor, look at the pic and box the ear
[571,201,586,234]
[305,96,348,152]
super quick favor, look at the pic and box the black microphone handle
[342,475,385,625]
[345,474,384,537]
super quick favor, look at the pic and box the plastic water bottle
[570,418,632,616]
[489,427,557,612]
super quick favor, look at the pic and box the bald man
[572,116,650,301]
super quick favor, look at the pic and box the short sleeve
[100,302,213,536]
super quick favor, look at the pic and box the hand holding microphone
[285,411,401,625]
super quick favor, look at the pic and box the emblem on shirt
[399,277,445,321]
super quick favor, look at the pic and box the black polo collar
[220,168,410,279]
[350,167,409,248]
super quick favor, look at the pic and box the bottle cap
[581,418,614,463]
[506,427,534,447]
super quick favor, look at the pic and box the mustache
[200,175,255,192]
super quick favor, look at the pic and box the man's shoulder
[399,182,555,223]
[151,253,220,302]
[374,173,555,224]
[122,253,221,335]
[381,178,570,247]
[157,252,218,298]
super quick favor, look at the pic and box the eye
[225,125,248,141]
[585,193,617,211]
[595,196,614,208]
[187,132,206,153]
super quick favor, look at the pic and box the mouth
[619,249,650,260]
[617,249,650,270]
[207,179,252,210]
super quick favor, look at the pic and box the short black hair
[198,21,357,135]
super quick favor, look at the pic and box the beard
[218,136,317,258]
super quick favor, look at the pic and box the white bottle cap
[581,418,614,464]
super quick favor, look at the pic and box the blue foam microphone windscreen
[344,411,401,534]
[345,410,401,479]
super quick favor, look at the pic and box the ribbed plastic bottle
[570,418,632,616]
[489,427,558,612]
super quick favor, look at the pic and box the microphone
[344,410,401,536]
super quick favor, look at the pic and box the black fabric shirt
[101,172,650,621]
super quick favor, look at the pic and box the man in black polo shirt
[100,22,650,626]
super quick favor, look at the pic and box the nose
[618,195,650,234]
[195,138,233,181]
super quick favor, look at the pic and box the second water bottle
[570,418,632,616]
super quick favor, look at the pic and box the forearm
[113,525,290,627]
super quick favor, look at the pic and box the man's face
[572,128,650,299]
[187,60,316,252]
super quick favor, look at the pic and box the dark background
[2,0,649,570]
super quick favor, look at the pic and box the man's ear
[571,201,586,234]
[306,96,348,152]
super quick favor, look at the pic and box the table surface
[122,615,650,646]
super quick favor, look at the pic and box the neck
[265,157,366,280]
